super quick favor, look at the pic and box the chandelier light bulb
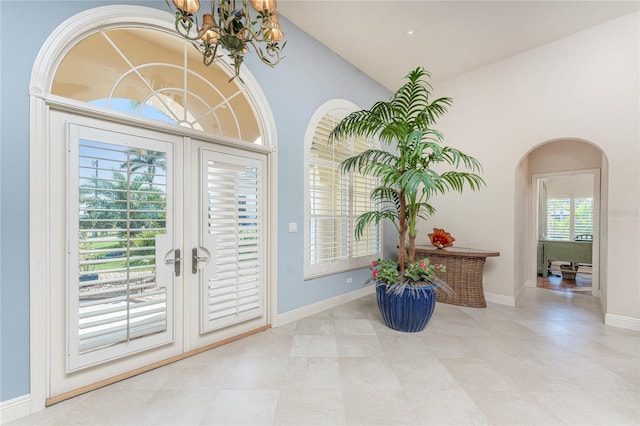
[169,0,286,81]
[200,14,220,43]
[173,0,200,15]
[251,0,277,13]
[265,12,284,42]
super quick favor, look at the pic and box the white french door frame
[30,102,278,409]
[529,169,601,297]
[29,6,279,414]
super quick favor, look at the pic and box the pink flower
[372,269,379,279]
[371,260,378,267]
[420,261,427,270]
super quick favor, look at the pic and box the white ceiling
[277,1,640,90]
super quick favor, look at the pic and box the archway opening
[515,138,608,308]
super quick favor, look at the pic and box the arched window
[52,27,261,142]
[304,100,382,278]
[30,5,277,406]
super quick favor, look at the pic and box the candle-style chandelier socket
[168,0,286,80]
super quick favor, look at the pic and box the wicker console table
[414,246,500,308]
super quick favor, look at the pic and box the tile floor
[8,287,639,426]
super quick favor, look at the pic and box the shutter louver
[201,152,263,333]
[307,110,381,274]
[574,198,593,238]
[546,197,593,241]
[309,115,348,265]
[547,198,571,240]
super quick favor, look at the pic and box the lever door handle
[165,248,182,276]
[192,247,210,274]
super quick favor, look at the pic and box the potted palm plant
[329,67,484,332]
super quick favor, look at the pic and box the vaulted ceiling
[278,1,640,90]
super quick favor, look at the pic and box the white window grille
[304,101,382,278]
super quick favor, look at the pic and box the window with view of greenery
[547,197,593,240]
[75,140,169,358]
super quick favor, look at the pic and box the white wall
[416,13,639,321]
[544,174,593,199]
[514,156,530,297]
[528,139,603,175]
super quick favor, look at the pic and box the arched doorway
[516,138,607,302]
[29,5,278,409]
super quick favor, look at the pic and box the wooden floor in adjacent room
[537,264,593,294]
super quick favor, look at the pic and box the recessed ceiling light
[405,28,417,37]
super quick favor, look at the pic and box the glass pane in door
[68,124,174,371]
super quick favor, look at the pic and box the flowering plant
[369,257,447,288]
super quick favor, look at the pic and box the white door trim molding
[529,168,601,298]
[30,4,278,416]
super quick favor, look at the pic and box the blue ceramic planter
[375,283,437,332]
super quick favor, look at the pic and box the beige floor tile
[530,389,639,425]
[468,390,564,425]
[281,357,342,390]
[343,388,418,425]
[9,287,640,426]
[273,389,346,425]
[200,390,280,425]
[339,357,403,392]
[336,335,384,357]
[412,390,489,425]
[290,334,338,357]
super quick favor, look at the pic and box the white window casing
[304,100,382,279]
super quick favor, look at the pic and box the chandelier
[168,0,285,80]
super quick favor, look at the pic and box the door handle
[192,247,210,274]
[165,248,182,276]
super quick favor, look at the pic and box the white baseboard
[513,280,532,305]
[275,285,376,327]
[605,313,640,331]
[0,394,31,424]
[484,291,516,307]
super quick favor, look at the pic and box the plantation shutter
[574,197,593,237]
[68,124,174,371]
[547,197,593,241]
[547,198,570,240]
[309,114,349,264]
[200,149,264,333]
[306,109,382,277]
[351,134,381,257]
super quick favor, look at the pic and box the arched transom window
[52,27,262,143]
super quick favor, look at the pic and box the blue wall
[0,1,390,402]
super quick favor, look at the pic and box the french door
[185,141,268,350]
[49,112,268,398]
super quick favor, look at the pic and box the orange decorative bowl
[428,228,455,249]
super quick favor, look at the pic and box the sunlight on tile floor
[8,287,639,425]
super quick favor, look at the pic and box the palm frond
[355,210,398,239]
[439,171,486,193]
[339,149,397,175]
[441,146,484,173]
[327,66,486,264]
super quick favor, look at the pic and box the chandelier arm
[250,40,283,67]
[167,0,285,80]
[175,12,205,41]
[241,24,268,43]
[205,42,219,66]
